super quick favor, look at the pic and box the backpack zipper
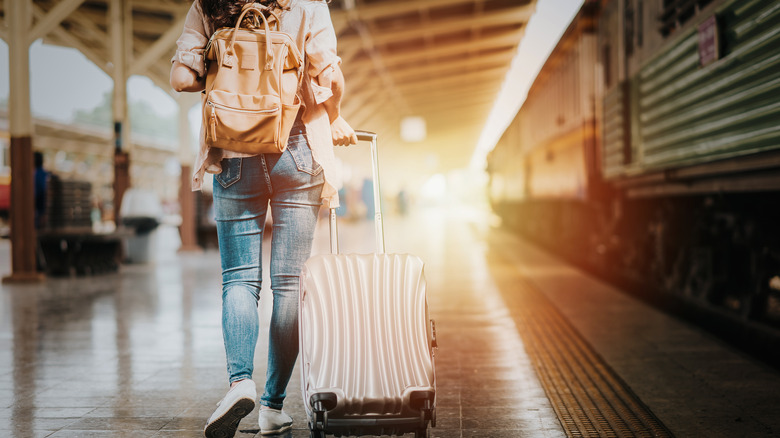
[210,111,216,142]
[207,100,279,115]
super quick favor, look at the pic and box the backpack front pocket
[204,90,284,153]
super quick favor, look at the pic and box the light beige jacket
[173,0,343,207]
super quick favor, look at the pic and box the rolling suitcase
[299,131,437,438]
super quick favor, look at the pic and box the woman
[170,1,357,436]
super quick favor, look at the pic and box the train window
[659,0,714,37]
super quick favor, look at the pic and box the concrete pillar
[110,0,132,223]
[3,0,43,282]
[177,95,201,252]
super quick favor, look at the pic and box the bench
[38,227,133,276]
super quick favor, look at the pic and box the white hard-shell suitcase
[299,131,437,438]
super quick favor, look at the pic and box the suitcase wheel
[415,428,430,438]
[309,424,326,438]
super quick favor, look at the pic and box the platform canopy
[1,0,537,174]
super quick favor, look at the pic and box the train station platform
[1,207,780,437]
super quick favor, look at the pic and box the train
[486,0,780,344]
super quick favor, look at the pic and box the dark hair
[200,0,286,30]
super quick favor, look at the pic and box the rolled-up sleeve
[310,68,334,104]
[305,2,341,79]
[171,1,209,77]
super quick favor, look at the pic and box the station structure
[1,0,537,281]
[3,1,780,437]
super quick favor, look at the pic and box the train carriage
[487,0,780,343]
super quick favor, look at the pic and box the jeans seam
[260,154,273,193]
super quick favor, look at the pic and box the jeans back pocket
[215,158,242,188]
[288,135,322,176]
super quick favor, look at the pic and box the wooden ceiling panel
[331,0,536,183]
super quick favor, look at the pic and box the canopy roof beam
[338,5,533,48]
[347,29,524,70]
[28,0,86,44]
[333,0,476,22]
[32,4,109,74]
[341,0,410,116]
[130,12,188,76]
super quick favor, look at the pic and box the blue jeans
[212,125,323,409]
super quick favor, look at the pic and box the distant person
[33,152,48,229]
[170,1,357,437]
[336,186,348,217]
[397,188,408,216]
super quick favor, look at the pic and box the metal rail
[329,130,385,255]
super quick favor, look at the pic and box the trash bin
[120,189,163,263]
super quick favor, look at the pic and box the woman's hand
[331,116,358,146]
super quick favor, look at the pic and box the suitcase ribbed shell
[299,253,435,418]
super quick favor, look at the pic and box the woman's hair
[200,0,286,30]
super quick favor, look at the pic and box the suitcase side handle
[329,130,386,255]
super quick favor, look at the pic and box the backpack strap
[229,3,274,70]
[266,9,282,29]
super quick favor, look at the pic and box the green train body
[487,0,780,348]
[603,0,780,194]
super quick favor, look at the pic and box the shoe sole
[259,423,292,436]
[204,397,255,438]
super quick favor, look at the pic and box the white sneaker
[204,380,256,438]
[258,407,293,435]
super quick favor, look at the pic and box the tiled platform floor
[2,207,779,437]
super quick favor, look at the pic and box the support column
[110,0,132,224]
[113,150,130,223]
[3,0,43,282]
[177,95,201,252]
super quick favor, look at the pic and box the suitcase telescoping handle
[329,130,386,255]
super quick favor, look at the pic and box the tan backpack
[203,3,303,154]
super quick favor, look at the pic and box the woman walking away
[170,0,357,436]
